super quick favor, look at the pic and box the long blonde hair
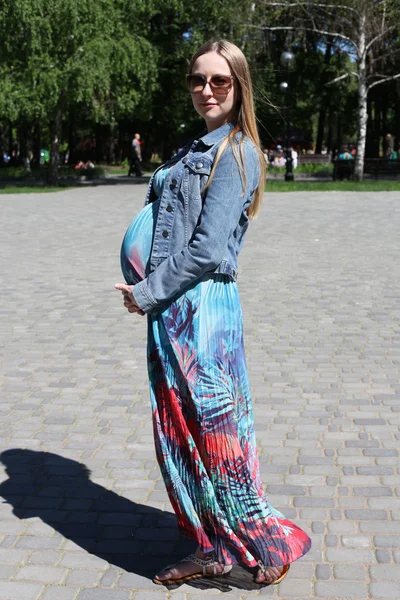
[188,39,265,219]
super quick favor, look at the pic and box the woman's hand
[114,283,145,316]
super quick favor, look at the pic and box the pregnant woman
[115,39,311,586]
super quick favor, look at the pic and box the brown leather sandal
[153,553,232,585]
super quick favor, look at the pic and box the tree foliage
[0,0,399,179]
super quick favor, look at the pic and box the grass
[0,186,72,193]
[0,165,106,180]
[269,163,334,176]
[265,179,400,192]
[2,174,400,194]
[102,165,127,174]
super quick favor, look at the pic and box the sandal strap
[257,559,266,573]
[182,553,214,568]
[182,553,223,576]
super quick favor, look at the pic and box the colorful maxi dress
[121,169,311,569]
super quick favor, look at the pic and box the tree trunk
[315,107,326,155]
[67,110,78,165]
[17,123,30,171]
[49,108,62,186]
[31,122,41,168]
[394,82,400,154]
[95,123,105,164]
[316,44,332,154]
[241,2,256,52]
[365,96,375,158]
[108,124,117,164]
[8,120,13,156]
[354,10,368,181]
[375,93,382,155]
[326,116,333,155]
[336,112,342,157]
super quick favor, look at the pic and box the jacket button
[166,205,173,213]
[195,161,203,169]
[182,157,188,164]
[171,178,177,187]
[162,230,169,238]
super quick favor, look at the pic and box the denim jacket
[133,122,260,314]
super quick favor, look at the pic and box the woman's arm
[133,140,260,314]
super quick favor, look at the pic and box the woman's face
[190,51,237,132]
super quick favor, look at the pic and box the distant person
[9,150,18,166]
[128,132,142,177]
[272,148,286,167]
[338,146,353,160]
[290,146,298,169]
[383,133,394,158]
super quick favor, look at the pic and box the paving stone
[344,509,387,520]
[274,578,312,597]
[66,570,102,586]
[374,535,400,548]
[325,534,338,547]
[14,566,67,584]
[316,564,330,580]
[370,565,400,581]
[0,564,17,579]
[15,537,63,550]
[59,554,109,570]
[100,568,120,587]
[0,548,29,564]
[334,565,366,580]
[132,593,169,600]
[40,586,80,600]
[369,582,400,598]
[326,548,374,563]
[78,591,131,600]
[342,535,371,548]
[0,581,44,599]
[353,486,392,496]
[328,521,357,534]
[376,549,391,563]
[315,581,367,597]
[311,521,324,534]
[293,497,334,508]
[117,572,159,590]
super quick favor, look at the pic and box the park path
[0,185,399,600]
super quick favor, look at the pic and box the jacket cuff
[132,279,158,314]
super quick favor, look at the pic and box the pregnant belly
[120,200,160,285]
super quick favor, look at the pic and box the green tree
[0,0,158,183]
[253,0,400,179]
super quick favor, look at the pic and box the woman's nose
[201,82,213,97]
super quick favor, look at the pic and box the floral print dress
[120,168,311,569]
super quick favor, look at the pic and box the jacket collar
[198,122,235,147]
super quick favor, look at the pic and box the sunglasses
[185,73,235,94]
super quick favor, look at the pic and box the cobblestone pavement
[0,185,399,600]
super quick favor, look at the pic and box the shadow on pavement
[0,449,262,591]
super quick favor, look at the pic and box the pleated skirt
[121,200,312,568]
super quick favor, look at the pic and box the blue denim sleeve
[133,140,260,314]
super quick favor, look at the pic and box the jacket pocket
[183,155,212,176]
